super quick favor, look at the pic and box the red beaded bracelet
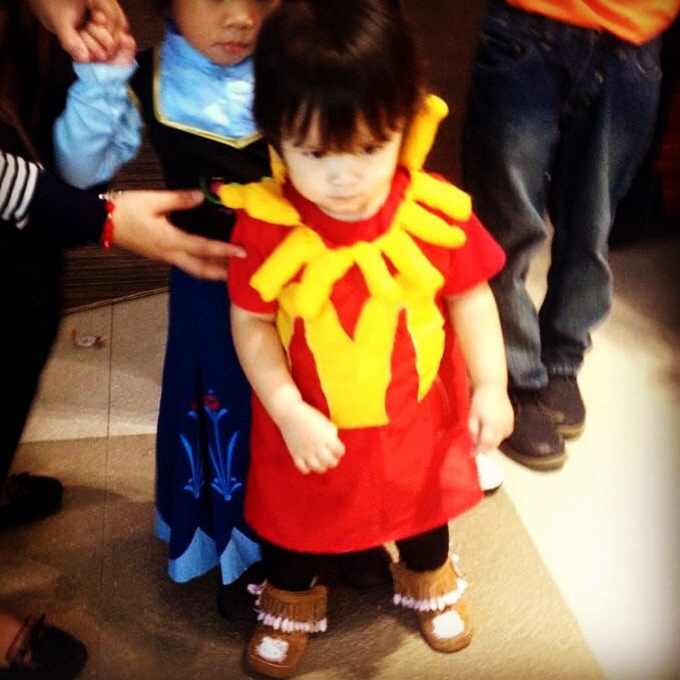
[98,192,116,249]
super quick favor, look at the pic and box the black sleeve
[23,169,107,247]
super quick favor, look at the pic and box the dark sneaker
[0,473,64,530]
[501,391,566,471]
[540,376,586,440]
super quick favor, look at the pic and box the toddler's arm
[231,304,346,475]
[446,282,514,452]
[53,45,141,188]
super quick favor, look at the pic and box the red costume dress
[224,96,506,554]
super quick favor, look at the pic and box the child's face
[280,117,404,223]
[171,0,280,66]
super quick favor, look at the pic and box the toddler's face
[172,0,280,66]
[280,117,404,223]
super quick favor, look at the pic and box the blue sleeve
[53,61,143,188]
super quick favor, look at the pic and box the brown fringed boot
[245,582,328,678]
[390,555,473,653]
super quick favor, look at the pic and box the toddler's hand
[278,402,345,475]
[468,384,514,453]
[76,12,136,65]
[33,0,134,62]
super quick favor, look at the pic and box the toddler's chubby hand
[76,9,136,65]
[31,0,136,63]
[278,402,345,475]
[468,384,514,453]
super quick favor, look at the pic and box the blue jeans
[462,0,662,390]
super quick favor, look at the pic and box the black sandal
[216,561,265,621]
[0,473,63,530]
[0,615,87,680]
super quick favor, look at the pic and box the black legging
[262,524,450,592]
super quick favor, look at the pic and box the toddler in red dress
[219,0,514,676]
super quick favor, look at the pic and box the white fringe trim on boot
[253,582,328,634]
[393,555,468,613]
[255,610,328,634]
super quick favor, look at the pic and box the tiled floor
[10,235,680,680]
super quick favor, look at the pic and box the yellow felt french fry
[396,200,467,248]
[352,241,403,303]
[410,171,472,222]
[268,146,287,186]
[399,94,449,172]
[251,228,325,302]
[293,249,354,318]
[381,230,444,291]
[216,180,300,226]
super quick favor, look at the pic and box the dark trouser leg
[0,228,61,485]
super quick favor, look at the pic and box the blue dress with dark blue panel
[130,32,270,584]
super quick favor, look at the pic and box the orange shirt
[507,0,680,44]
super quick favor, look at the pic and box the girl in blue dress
[54,0,281,606]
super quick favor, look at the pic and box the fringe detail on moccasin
[391,554,468,613]
[255,582,328,634]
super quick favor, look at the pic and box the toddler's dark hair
[253,0,423,151]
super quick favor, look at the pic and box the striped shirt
[0,150,41,229]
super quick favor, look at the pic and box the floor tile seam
[104,303,115,442]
